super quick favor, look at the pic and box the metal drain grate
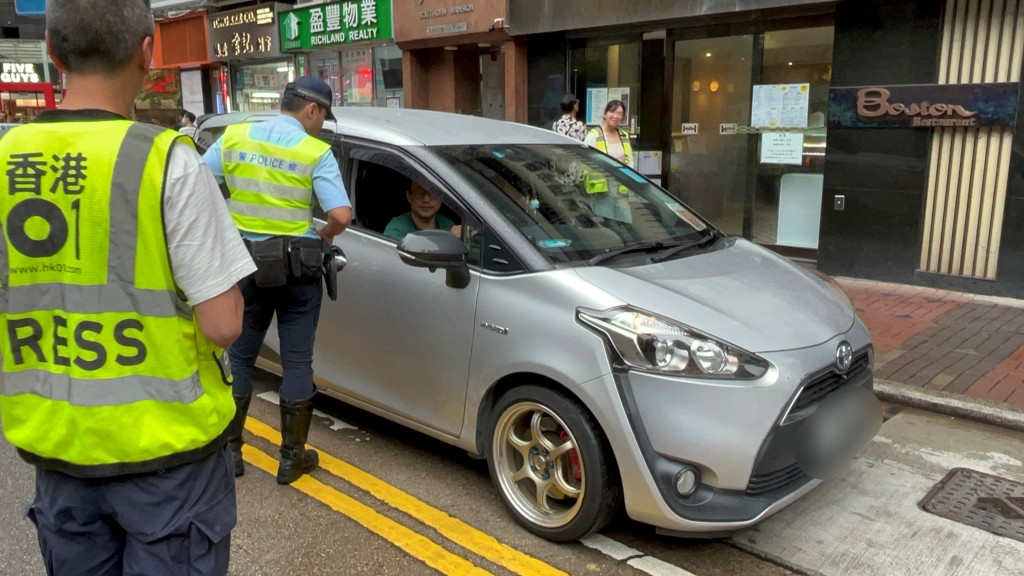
[919,467,1024,543]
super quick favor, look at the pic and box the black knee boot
[226,394,252,477]
[277,396,319,485]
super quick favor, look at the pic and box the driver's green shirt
[383,212,456,240]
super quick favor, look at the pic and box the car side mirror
[397,230,470,289]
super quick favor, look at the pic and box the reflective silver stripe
[110,124,161,284]
[1,370,203,407]
[228,199,311,222]
[222,149,316,177]
[5,283,190,318]
[224,174,312,202]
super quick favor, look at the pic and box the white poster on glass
[586,87,608,125]
[751,83,809,128]
[180,69,206,115]
[607,86,630,115]
[759,132,804,165]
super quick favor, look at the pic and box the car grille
[789,352,871,416]
[746,463,807,495]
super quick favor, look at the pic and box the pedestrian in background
[552,93,587,141]
[0,1,254,575]
[203,76,352,485]
[584,99,632,166]
[180,109,198,139]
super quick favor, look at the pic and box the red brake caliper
[559,430,583,481]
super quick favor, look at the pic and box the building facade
[512,0,1024,298]
[394,0,527,122]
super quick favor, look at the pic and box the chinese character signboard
[828,83,1020,129]
[279,0,393,51]
[209,3,286,61]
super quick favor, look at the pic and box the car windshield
[434,144,713,264]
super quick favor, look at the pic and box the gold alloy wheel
[491,401,585,529]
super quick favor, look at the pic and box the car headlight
[578,307,769,379]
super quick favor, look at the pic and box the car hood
[572,238,856,353]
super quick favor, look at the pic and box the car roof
[328,107,578,147]
[196,108,581,148]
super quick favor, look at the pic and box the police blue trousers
[229,274,323,402]
[26,445,236,576]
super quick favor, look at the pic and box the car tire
[487,385,620,542]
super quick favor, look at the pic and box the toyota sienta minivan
[211,108,881,542]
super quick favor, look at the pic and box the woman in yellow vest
[583,99,634,223]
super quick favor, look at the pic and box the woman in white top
[584,99,631,166]
[583,100,633,223]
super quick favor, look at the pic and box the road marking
[580,534,698,576]
[256,390,357,431]
[245,416,568,576]
[241,444,490,575]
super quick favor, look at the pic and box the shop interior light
[276,66,290,72]
[709,80,720,92]
[251,92,280,99]
[691,80,700,92]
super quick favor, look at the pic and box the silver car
[213,108,881,542]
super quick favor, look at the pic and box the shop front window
[341,47,374,106]
[233,60,294,112]
[374,44,402,108]
[569,41,641,132]
[310,49,341,107]
[668,26,834,250]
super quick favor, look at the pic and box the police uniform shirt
[202,114,351,242]
[166,126,256,303]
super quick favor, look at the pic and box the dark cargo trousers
[26,444,236,576]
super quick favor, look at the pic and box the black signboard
[209,3,285,61]
[828,83,1020,129]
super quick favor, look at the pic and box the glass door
[668,27,834,250]
[668,35,754,237]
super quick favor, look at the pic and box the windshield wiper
[587,241,676,266]
[650,231,719,263]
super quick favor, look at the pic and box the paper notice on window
[752,83,810,128]
[586,88,609,125]
[636,151,663,175]
[760,132,804,165]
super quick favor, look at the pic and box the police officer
[203,76,352,485]
[0,1,255,574]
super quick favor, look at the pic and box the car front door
[311,142,480,437]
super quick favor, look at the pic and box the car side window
[340,144,481,266]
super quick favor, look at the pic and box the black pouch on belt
[252,237,289,287]
[288,237,326,279]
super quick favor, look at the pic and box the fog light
[674,468,699,496]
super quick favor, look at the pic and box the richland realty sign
[279,0,393,51]
[828,83,1020,128]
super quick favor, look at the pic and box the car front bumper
[574,325,875,534]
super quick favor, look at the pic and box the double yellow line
[243,417,568,576]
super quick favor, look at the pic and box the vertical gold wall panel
[920,0,1022,279]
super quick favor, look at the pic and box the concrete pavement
[835,277,1024,430]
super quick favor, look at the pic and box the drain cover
[919,467,1024,543]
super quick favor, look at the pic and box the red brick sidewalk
[835,278,1024,408]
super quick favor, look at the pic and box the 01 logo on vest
[5,151,88,260]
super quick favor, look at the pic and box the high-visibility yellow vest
[221,123,329,236]
[586,127,632,195]
[0,119,235,477]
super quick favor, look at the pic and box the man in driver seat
[384,180,461,240]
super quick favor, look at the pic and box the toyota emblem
[835,342,853,373]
